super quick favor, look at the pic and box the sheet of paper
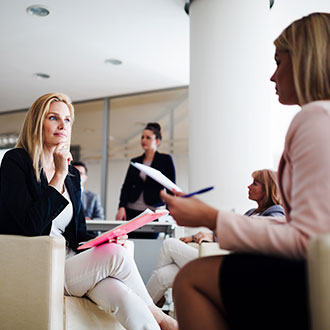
[131,162,183,192]
[78,209,169,250]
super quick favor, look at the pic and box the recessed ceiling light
[26,5,50,17]
[105,58,122,65]
[34,73,50,79]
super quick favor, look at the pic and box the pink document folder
[78,210,169,250]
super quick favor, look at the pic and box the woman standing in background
[116,123,176,237]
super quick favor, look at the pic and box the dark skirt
[219,253,310,330]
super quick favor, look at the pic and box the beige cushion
[308,234,330,330]
[188,242,230,257]
[0,235,134,330]
[0,235,65,330]
[198,242,230,257]
[64,297,125,330]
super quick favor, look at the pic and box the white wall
[189,0,272,215]
[0,149,10,164]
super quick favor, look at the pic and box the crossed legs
[65,243,177,330]
[147,238,198,303]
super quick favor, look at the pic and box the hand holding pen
[154,186,214,207]
[181,186,214,198]
[159,186,218,230]
[160,188,218,230]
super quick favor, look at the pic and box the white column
[189,0,273,213]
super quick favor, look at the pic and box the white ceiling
[1,0,329,114]
[0,0,189,112]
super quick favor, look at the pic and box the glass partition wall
[107,87,189,218]
[71,99,104,211]
[0,111,26,162]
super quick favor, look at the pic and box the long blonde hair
[16,92,74,181]
[274,12,330,105]
[252,169,282,214]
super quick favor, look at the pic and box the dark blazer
[244,205,285,217]
[0,148,95,251]
[119,151,176,208]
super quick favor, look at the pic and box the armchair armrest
[188,242,230,257]
[0,235,66,330]
[198,242,230,257]
[307,234,330,330]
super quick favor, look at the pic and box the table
[86,220,176,237]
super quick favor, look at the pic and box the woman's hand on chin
[53,143,72,176]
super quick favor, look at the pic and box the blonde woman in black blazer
[0,93,177,330]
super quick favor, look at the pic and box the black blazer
[119,151,176,208]
[0,148,95,251]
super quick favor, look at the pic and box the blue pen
[154,186,214,207]
[181,186,214,198]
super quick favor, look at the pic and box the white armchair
[0,235,134,330]
[307,234,330,330]
[188,241,230,257]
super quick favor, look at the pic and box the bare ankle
[159,314,178,330]
[149,305,178,330]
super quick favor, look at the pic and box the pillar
[189,0,272,213]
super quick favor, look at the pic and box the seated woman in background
[0,93,177,330]
[244,169,284,217]
[146,169,284,306]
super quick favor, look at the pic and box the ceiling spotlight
[33,73,50,79]
[26,5,50,17]
[105,58,122,65]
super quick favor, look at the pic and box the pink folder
[78,210,169,250]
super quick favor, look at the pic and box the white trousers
[146,238,198,303]
[65,243,160,330]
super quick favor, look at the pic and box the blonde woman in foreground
[162,13,330,330]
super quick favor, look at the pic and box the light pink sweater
[217,100,330,259]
